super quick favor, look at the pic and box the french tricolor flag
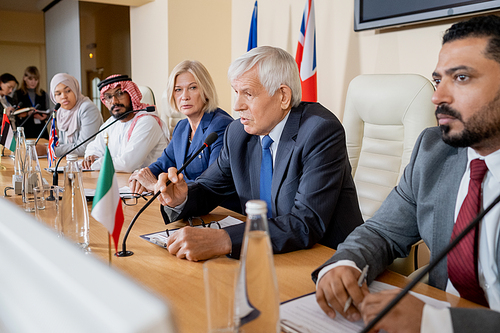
[296,0,317,102]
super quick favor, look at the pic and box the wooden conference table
[0,153,483,332]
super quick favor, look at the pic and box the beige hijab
[50,73,90,143]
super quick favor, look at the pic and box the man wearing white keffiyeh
[82,74,169,173]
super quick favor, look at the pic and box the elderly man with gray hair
[155,46,362,261]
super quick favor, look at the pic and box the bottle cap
[66,154,78,161]
[26,139,35,145]
[17,127,24,131]
[245,200,268,215]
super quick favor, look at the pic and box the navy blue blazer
[148,108,233,182]
[161,102,363,257]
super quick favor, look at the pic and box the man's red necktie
[447,158,489,307]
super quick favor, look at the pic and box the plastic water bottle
[14,127,26,175]
[60,153,89,249]
[22,139,44,212]
[235,200,280,332]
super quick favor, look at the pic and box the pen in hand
[343,265,369,313]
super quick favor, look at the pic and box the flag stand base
[115,250,134,257]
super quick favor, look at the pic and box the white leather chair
[343,74,437,276]
[161,89,186,140]
[138,85,156,106]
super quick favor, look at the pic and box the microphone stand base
[115,251,134,257]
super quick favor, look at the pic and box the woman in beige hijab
[49,73,103,156]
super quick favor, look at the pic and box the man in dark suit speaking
[314,15,500,333]
[155,46,363,261]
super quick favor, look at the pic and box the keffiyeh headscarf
[98,74,151,111]
[50,73,91,143]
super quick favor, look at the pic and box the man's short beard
[436,92,500,148]
[109,103,133,118]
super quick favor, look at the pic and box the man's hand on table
[166,227,232,261]
[317,266,424,333]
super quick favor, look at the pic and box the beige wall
[0,10,47,92]
[130,0,232,120]
[168,0,232,115]
[130,0,169,118]
[231,0,484,120]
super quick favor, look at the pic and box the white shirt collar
[467,147,500,184]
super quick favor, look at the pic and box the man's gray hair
[228,46,302,107]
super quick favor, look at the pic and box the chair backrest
[343,74,437,221]
[161,89,186,139]
[138,85,156,106]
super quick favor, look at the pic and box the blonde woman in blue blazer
[129,60,233,193]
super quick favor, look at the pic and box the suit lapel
[271,108,301,212]
[187,112,214,157]
[432,146,467,288]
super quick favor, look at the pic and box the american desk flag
[1,112,16,152]
[296,0,317,102]
[48,116,58,168]
[91,146,124,253]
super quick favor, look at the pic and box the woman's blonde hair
[20,66,41,95]
[166,60,219,114]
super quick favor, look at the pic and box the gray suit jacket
[313,127,500,331]
[161,102,363,257]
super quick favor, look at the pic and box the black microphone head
[145,106,156,112]
[205,132,218,146]
[54,103,61,111]
[34,104,41,110]
[17,102,23,109]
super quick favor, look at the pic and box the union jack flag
[48,116,58,168]
[296,0,317,102]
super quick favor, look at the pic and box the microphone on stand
[360,191,500,333]
[18,104,41,128]
[116,132,219,257]
[51,106,156,186]
[35,103,61,145]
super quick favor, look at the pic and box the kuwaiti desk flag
[91,146,124,253]
[0,112,16,152]
[247,1,258,51]
[48,116,58,168]
[295,0,317,102]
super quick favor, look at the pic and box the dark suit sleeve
[450,308,500,332]
[312,128,433,283]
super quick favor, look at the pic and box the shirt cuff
[421,304,452,333]
[316,260,362,288]
[163,195,188,222]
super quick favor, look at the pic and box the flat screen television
[354,0,500,31]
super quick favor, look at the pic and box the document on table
[280,280,450,333]
[140,216,244,248]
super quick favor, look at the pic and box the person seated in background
[314,15,500,333]
[154,46,363,261]
[13,66,49,139]
[82,74,169,173]
[128,60,233,194]
[0,73,18,117]
[48,73,103,157]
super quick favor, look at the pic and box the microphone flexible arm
[361,191,500,333]
[52,106,155,186]
[35,103,60,146]
[116,132,219,257]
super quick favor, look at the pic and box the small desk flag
[91,146,124,253]
[0,112,16,152]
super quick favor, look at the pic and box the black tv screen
[354,0,500,31]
